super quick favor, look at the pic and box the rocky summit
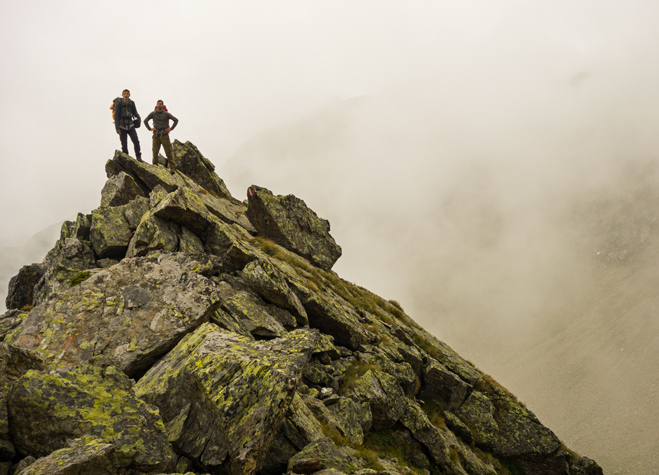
[0,140,603,475]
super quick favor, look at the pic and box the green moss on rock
[8,359,175,472]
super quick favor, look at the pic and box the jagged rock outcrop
[0,142,603,475]
[0,344,44,465]
[4,264,44,311]
[9,358,176,472]
[246,185,342,271]
[6,253,224,377]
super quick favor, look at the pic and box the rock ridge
[0,142,603,475]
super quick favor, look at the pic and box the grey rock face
[0,141,602,475]
[242,259,308,326]
[100,171,146,207]
[0,310,27,341]
[6,254,222,377]
[5,263,44,310]
[135,323,319,475]
[8,359,176,472]
[345,369,407,431]
[32,235,97,307]
[105,150,183,194]
[0,344,43,463]
[135,369,229,472]
[422,359,471,410]
[18,438,118,475]
[172,140,233,200]
[245,185,342,270]
[90,206,134,258]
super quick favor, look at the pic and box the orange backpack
[110,97,121,124]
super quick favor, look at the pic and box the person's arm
[144,112,154,131]
[167,113,178,131]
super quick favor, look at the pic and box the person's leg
[119,129,129,154]
[162,134,176,171]
[152,134,161,165]
[128,128,142,161]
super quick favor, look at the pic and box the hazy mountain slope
[0,224,61,312]
[221,93,659,474]
[501,175,659,474]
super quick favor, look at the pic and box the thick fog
[3,2,659,473]
[221,71,659,474]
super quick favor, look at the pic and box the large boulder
[8,359,176,472]
[5,263,45,310]
[344,369,408,431]
[245,185,342,270]
[100,171,146,207]
[0,344,43,463]
[18,437,119,475]
[172,140,233,200]
[455,384,566,473]
[32,236,97,307]
[325,397,371,445]
[287,437,357,475]
[135,369,229,473]
[399,401,498,474]
[90,197,150,259]
[125,210,180,258]
[152,186,216,235]
[241,259,308,326]
[215,281,287,339]
[6,253,221,377]
[60,213,92,242]
[421,359,471,410]
[105,151,184,193]
[0,310,27,341]
[90,206,134,259]
[302,291,373,351]
[399,402,452,469]
[198,191,256,233]
[135,322,320,475]
[279,393,327,450]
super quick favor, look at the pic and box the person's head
[156,100,164,111]
[122,89,130,100]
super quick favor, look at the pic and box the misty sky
[5,3,659,472]
[2,0,659,247]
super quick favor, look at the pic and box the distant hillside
[0,223,61,312]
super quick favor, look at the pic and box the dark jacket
[115,99,141,131]
[144,110,179,135]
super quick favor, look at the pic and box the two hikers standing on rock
[112,91,179,172]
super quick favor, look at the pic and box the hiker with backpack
[144,100,179,172]
[112,89,143,161]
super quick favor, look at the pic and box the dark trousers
[152,133,176,170]
[119,127,142,160]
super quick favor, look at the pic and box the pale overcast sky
[2,0,659,246]
[5,3,659,471]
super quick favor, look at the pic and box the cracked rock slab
[135,322,319,475]
[6,254,221,377]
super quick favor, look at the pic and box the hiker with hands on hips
[144,100,179,172]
